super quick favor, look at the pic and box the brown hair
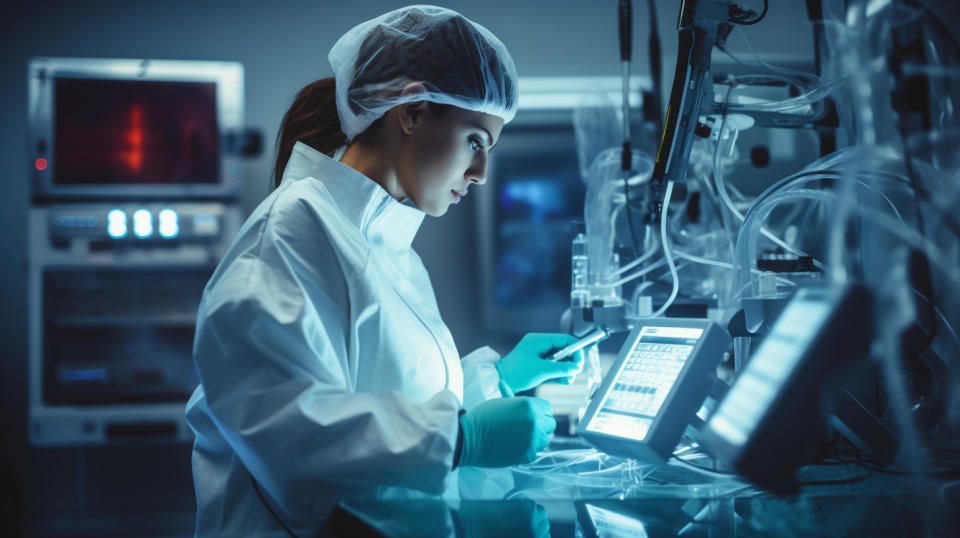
[272,80,457,190]
[272,78,347,188]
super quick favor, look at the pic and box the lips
[451,190,464,204]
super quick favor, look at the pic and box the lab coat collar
[285,142,425,251]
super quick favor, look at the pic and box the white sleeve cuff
[460,346,502,410]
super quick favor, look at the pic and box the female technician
[185,6,584,536]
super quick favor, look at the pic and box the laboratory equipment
[701,284,873,491]
[490,3,960,518]
[476,77,656,334]
[650,0,734,189]
[27,57,249,446]
[28,57,247,200]
[577,318,730,463]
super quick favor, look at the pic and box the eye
[468,135,485,153]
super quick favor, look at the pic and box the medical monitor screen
[706,293,832,447]
[585,326,703,441]
[54,78,219,185]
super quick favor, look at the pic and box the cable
[912,288,960,350]
[646,0,664,126]
[601,258,667,288]
[753,166,960,240]
[732,0,768,26]
[608,225,658,278]
[742,189,960,293]
[609,222,718,281]
[618,0,644,256]
[652,181,679,317]
[712,82,827,268]
[674,250,734,269]
[721,29,821,85]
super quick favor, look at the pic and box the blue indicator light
[158,209,179,239]
[107,209,128,239]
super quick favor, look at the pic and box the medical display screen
[707,295,830,447]
[54,78,219,185]
[585,326,703,441]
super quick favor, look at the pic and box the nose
[465,151,488,185]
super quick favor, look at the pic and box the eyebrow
[467,122,498,149]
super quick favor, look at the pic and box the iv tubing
[652,182,679,317]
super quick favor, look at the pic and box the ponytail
[272,78,348,189]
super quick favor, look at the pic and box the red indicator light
[35,158,48,171]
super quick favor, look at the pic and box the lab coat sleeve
[193,258,460,526]
[460,346,502,409]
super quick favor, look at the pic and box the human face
[396,105,504,216]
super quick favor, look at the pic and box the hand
[458,397,556,468]
[495,333,585,393]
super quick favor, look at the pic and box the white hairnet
[328,5,519,140]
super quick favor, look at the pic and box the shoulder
[200,180,361,321]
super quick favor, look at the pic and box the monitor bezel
[699,285,873,488]
[576,317,730,463]
[28,57,243,201]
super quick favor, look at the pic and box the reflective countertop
[317,438,960,537]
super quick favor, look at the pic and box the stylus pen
[548,327,610,361]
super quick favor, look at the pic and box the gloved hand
[458,397,556,468]
[495,333,585,394]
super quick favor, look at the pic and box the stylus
[549,327,610,361]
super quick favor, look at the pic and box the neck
[340,138,407,202]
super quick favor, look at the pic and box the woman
[185,6,584,536]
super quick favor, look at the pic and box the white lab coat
[185,142,502,537]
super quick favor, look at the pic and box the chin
[426,204,449,217]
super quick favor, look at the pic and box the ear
[398,82,429,135]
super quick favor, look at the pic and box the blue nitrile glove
[458,397,556,468]
[495,333,585,394]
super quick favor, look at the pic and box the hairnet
[328,5,519,140]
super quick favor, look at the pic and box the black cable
[733,0,769,25]
[619,1,644,257]
[250,472,298,538]
[647,0,664,126]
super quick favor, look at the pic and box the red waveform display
[125,105,144,174]
[53,78,219,185]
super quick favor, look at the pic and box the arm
[193,247,459,527]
